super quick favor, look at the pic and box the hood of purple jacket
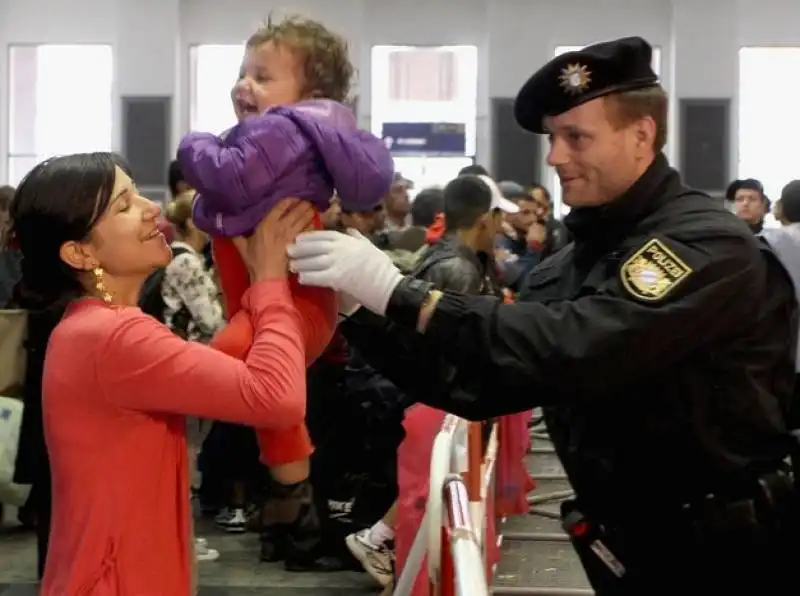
[177,99,394,237]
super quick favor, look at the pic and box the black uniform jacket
[377,154,799,515]
[341,233,502,355]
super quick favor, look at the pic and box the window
[7,45,113,186]
[393,156,475,196]
[189,44,246,134]
[738,47,800,204]
[371,45,479,156]
[548,45,663,217]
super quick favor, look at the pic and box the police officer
[288,37,799,594]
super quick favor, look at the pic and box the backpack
[138,245,192,338]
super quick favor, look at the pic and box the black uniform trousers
[566,495,798,595]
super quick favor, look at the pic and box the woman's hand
[232,198,315,281]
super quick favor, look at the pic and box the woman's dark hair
[10,152,132,310]
[165,192,194,236]
[167,160,185,198]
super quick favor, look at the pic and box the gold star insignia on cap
[559,63,592,95]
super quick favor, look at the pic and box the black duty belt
[562,467,797,579]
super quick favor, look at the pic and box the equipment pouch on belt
[561,501,626,578]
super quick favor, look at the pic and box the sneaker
[345,528,394,587]
[215,507,247,533]
[214,507,231,525]
[195,538,220,562]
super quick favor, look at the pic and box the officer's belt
[586,465,795,530]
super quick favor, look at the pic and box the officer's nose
[546,135,570,168]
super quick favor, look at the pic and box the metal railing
[394,415,498,596]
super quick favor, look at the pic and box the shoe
[345,529,394,587]
[245,503,263,532]
[259,523,288,562]
[214,507,231,525]
[257,477,337,571]
[284,555,349,572]
[215,507,247,533]
[195,539,220,562]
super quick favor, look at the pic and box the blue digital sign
[381,122,467,156]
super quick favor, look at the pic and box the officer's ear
[632,116,656,154]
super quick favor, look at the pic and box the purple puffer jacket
[177,99,394,237]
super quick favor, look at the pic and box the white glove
[288,229,404,316]
[337,290,361,317]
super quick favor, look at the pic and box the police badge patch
[620,238,693,301]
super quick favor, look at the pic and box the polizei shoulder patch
[620,238,693,301]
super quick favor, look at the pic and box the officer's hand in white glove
[288,229,404,316]
[336,291,361,317]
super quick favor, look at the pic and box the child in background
[177,15,394,570]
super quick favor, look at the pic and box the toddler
[177,15,394,570]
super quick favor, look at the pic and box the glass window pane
[7,44,113,162]
[371,45,479,156]
[190,44,245,134]
[7,156,41,187]
[393,156,474,195]
[738,47,800,200]
[8,46,38,155]
[35,45,113,156]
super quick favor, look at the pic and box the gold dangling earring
[93,267,113,304]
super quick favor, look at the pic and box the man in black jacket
[412,175,514,295]
[338,174,516,588]
[289,37,800,594]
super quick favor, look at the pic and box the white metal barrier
[394,415,498,596]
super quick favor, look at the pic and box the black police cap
[514,36,660,134]
[725,178,765,202]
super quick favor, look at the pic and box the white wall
[1,0,800,184]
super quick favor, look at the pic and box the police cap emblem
[559,63,592,95]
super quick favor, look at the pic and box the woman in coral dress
[8,152,332,595]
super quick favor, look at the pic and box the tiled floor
[0,519,378,595]
[0,423,588,595]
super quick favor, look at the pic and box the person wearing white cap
[477,175,521,216]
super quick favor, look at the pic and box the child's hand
[232,198,315,281]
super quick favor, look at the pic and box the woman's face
[231,41,305,121]
[61,166,171,288]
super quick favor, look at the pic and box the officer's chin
[562,186,608,208]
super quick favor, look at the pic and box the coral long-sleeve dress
[39,279,306,595]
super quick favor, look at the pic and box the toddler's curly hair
[247,14,353,103]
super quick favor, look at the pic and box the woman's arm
[98,279,306,429]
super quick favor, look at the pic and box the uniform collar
[563,153,679,243]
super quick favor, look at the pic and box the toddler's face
[231,41,304,121]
